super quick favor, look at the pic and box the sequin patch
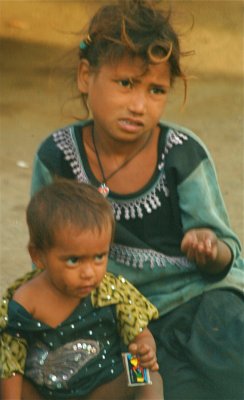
[25,338,100,389]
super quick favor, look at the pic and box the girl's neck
[91,123,158,159]
[83,122,160,195]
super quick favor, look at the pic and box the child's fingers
[140,360,159,371]
[138,347,157,363]
[129,343,158,370]
[131,342,150,356]
[140,354,159,370]
[128,342,138,354]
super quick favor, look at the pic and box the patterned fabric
[0,270,41,378]
[92,273,158,344]
[0,332,27,377]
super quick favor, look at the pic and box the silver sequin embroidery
[25,338,100,389]
[52,126,188,221]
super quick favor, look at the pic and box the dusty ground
[0,1,243,295]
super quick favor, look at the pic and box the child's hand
[181,228,218,266]
[128,342,159,371]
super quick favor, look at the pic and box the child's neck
[32,272,83,328]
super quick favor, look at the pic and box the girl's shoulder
[158,120,215,182]
[159,119,210,155]
[37,121,89,155]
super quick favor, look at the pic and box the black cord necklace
[91,127,153,197]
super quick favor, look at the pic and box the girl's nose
[127,90,146,115]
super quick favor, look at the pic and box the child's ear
[77,59,91,93]
[28,244,45,270]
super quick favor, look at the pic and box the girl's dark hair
[27,179,115,250]
[79,0,189,112]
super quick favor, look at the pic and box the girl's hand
[181,228,232,273]
[181,228,218,266]
[128,342,159,371]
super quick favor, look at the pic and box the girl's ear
[77,59,91,93]
[28,244,45,270]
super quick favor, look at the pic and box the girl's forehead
[98,56,170,82]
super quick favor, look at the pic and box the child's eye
[66,257,79,267]
[150,87,167,95]
[94,254,106,263]
[118,79,133,88]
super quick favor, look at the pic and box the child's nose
[79,263,94,280]
[128,90,146,115]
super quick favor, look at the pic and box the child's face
[78,55,171,142]
[34,225,112,300]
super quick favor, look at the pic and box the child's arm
[0,374,23,400]
[128,327,159,371]
[181,228,232,274]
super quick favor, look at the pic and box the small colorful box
[122,353,152,386]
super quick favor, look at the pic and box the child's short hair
[80,0,185,85]
[27,179,115,250]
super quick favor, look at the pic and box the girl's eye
[150,87,167,95]
[118,79,133,88]
[66,257,79,267]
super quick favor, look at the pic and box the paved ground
[0,1,243,295]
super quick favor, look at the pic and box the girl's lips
[118,119,143,132]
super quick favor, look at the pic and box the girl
[6,0,244,399]
[0,179,163,399]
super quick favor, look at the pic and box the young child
[6,0,244,399]
[0,179,163,399]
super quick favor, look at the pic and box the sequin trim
[53,128,89,184]
[52,127,188,221]
[158,129,188,170]
[110,244,194,270]
[111,174,169,220]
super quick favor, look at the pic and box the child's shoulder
[12,270,43,314]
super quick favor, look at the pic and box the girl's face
[33,225,111,300]
[78,56,171,142]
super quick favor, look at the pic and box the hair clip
[80,34,92,50]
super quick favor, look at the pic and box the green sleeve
[178,157,242,263]
[30,153,53,196]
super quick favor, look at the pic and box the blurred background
[0,0,243,294]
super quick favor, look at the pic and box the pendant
[98,183,109,197]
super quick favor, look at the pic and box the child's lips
[76,285,94,295]
[118,118,144,132]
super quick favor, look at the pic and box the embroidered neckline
[110,243,194,270]
[53,128,89,184]
[53,125,188,221]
